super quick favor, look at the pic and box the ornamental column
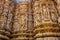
[33,0,60,40]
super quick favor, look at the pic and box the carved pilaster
[26,0,34,40]
[12,0,29,40]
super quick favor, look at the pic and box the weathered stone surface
[0,0,60,40]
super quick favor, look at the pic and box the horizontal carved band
[12,33,34,37]
[12,37,28,40]
[12,37,34,40]
[0,30,10,37]
[0,34,9,40]
[12,33,27,37]
[27,30,33,33]
[34,32,60,38]
[27,33,34,36]
[12,30,27,34]
[34,27,60,33]
[34,23,58,29]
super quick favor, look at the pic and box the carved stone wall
[0,0,60,40]
[33,0,60,40]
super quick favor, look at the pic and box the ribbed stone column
[26,0,34,40]
[12,0,29,40]
[33,0,60,40]
[0,0,14,40]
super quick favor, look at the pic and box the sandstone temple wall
[0,0,60,40]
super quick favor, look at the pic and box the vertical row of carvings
[53,0,60,27]
[26,0,34,40]
[0,0,14,40]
